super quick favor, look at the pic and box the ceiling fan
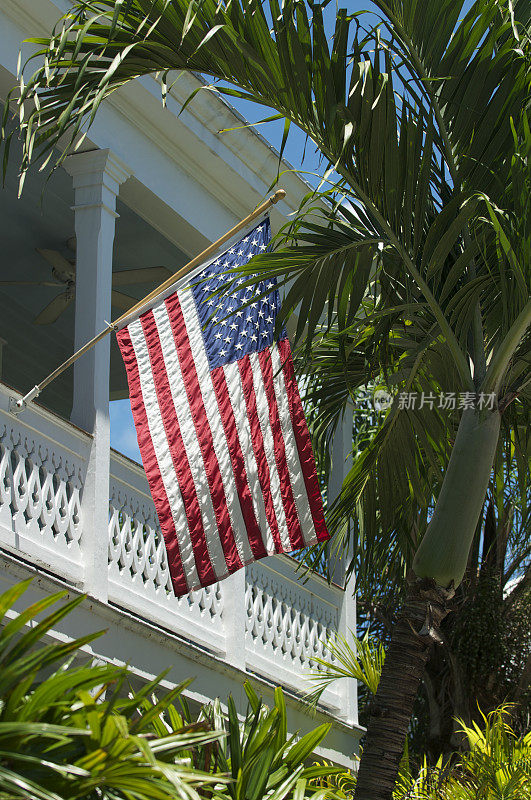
[0,238,172,325]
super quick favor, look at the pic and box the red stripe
[140,311,217,588]
[238,356,283,552]
[116,325,189,595]
[257,349,305,551]
[278,339,329,543]
[164,292,243,573]
[211,366,268,561]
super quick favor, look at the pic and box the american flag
[116,218,328,596]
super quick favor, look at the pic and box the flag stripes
[237,355,286,553]
[139,308,219,586]
[118,324,190,595]
[210,365,268,561]
[278,338,329,542]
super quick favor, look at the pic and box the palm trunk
[353,580,453,800]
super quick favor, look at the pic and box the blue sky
[110,399,142,461]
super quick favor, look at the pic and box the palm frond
[305,631,385,707]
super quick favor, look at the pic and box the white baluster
[0,429,13,529]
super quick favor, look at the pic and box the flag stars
[192,222,278,367]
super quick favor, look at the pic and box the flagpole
[10,189,286,414]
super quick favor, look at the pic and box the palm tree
[2,2,530,798]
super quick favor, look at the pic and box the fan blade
[36,249,75,280]
[0,281,64,287]
[111,290,137,311]
[34,292,73,325]
[112,267,172,286]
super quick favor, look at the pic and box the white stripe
[177,289,255,566]
[127,319,199,591]
[270,344,317,546]
[223,361,276,555]
[249,352,292,552]
[151,301,229,579]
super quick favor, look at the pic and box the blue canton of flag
[193,218,284,367]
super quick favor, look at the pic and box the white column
[64,149,131,602]
[328,405,358,726]
[328,405,353,586]
[223,569,247,671]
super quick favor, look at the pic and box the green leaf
[285,724,331,768]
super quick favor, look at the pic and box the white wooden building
[0,0,361,768]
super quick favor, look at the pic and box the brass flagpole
[11,189,286,414]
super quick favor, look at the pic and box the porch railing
[0,381,354,720]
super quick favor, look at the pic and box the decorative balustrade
[0,384,88,582]
[245,558,343,709]
[108,450,225,653]
[0,382,354,721]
